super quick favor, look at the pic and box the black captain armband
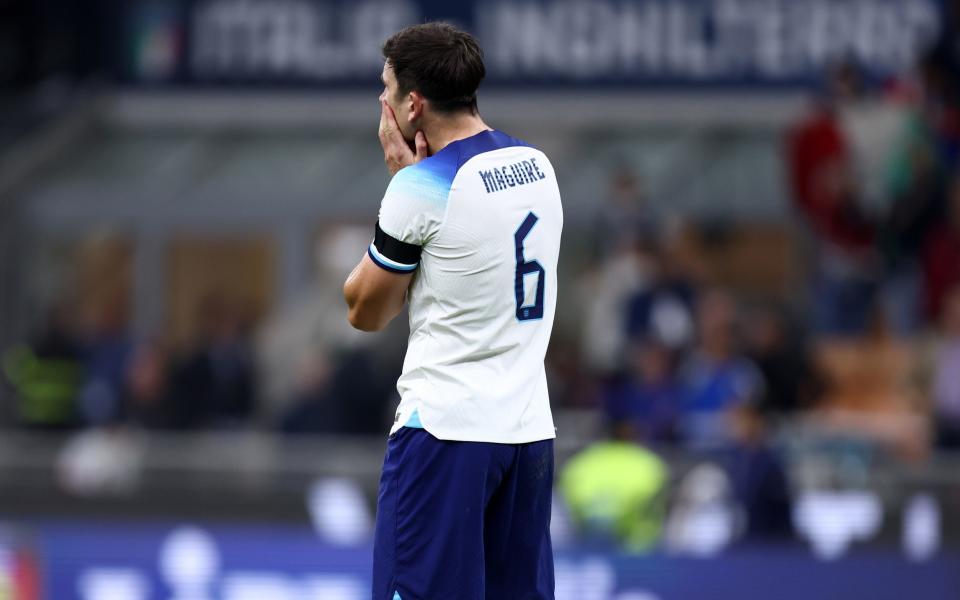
[367,222,421,274]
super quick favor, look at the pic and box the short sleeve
[368,161,451,273]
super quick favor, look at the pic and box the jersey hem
[389,401,556,443]
[388,424,557,445]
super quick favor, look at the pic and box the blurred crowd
[1,285,404,435]
[568,4,960,452]
[552,8,960,552]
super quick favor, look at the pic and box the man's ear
[408,91,424,123]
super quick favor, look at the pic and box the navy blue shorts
[372,427,555,600]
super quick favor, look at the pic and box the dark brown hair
[382,22,485,114]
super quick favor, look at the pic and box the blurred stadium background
[1,0,960,598]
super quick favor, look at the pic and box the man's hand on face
[379,99,428,176]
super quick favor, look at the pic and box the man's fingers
[414,130,428,160]
[380,100,396,133]
[383,101,400,129]
[378,99,424,175]
[379,100,407,149]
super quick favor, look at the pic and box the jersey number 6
[514,212,545,321]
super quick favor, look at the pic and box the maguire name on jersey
[367,130,563,444]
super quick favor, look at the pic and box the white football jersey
[367,130,562,443]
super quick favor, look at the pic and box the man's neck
[421,112,491,155]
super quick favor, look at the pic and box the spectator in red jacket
[786,62,880,335]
